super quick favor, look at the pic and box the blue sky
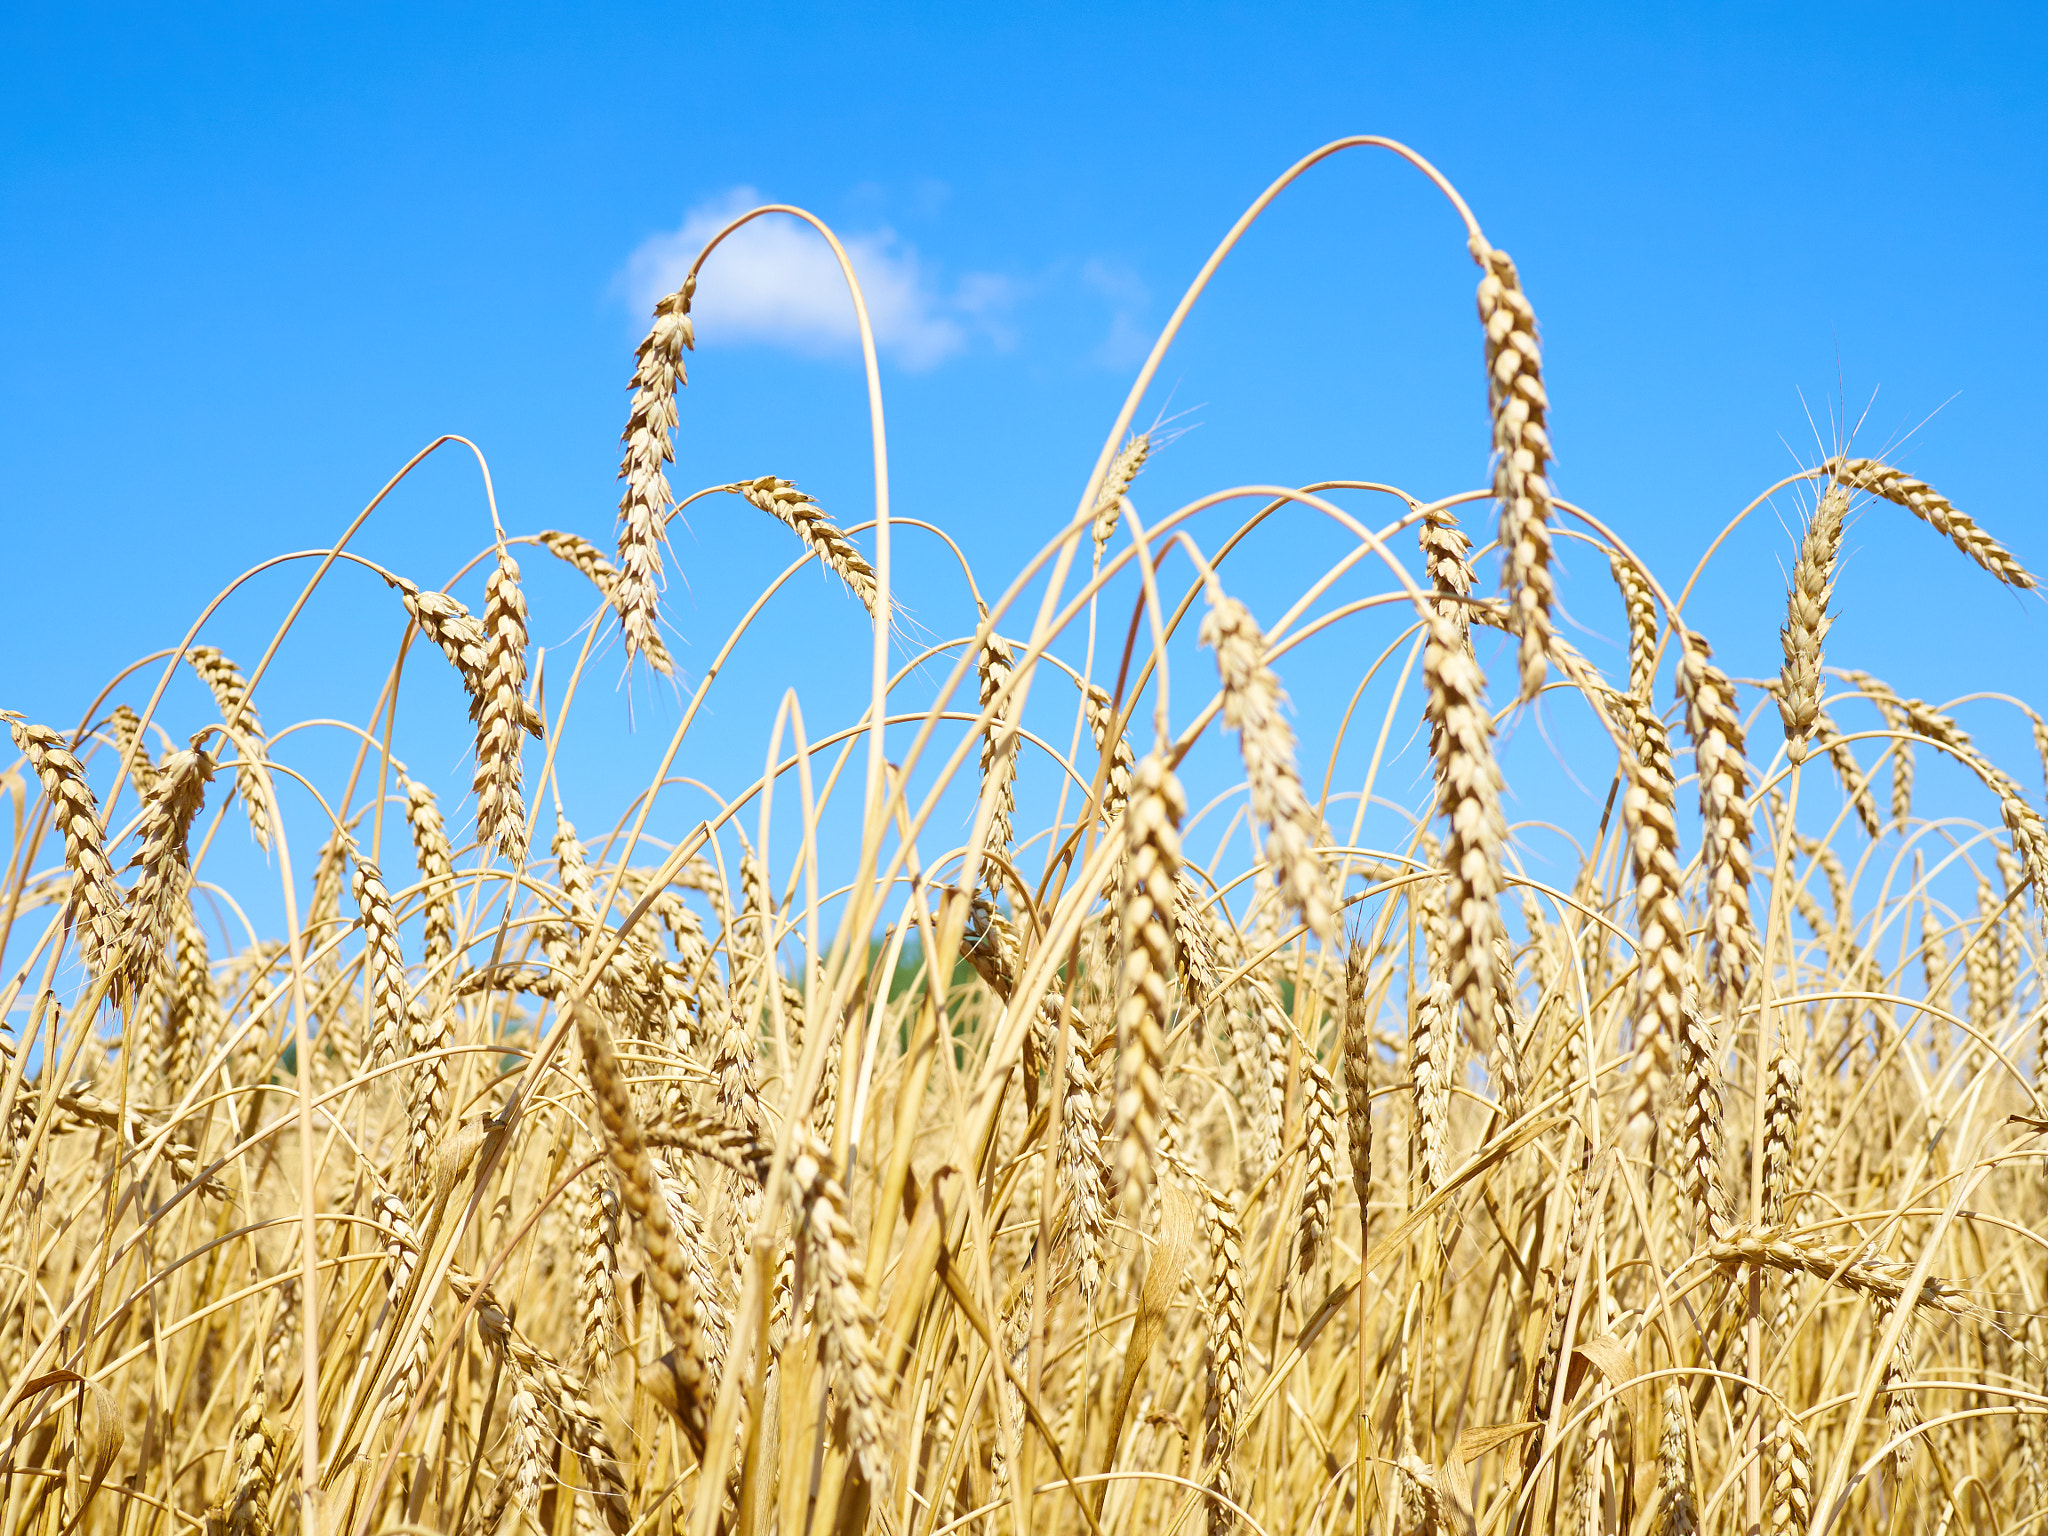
[3,3,2044,917]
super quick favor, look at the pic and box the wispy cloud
[620,188,1014,370]
[1082,258,1154,369]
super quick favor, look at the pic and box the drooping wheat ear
[1116,753,1185,1207]
[185,646,272,848]
[472,552,542,865]
[1762,1043,1802,1225]
[786,1127,893,1506]
[1052,998,1112,1300]
[224,1372,276,1536]
[1657,1385,1700,1535]
[164,894,216,1099]
[1675,629,1756,1013]
[1677,999,1728,1241]
[1472,237,1557,700]
[1615,692,1687,1149]
[1422,608,1505,1062]
[400,774,459,970]
[1880,1297,1921,1480]
[1807,706,1882,838]
[392,577,491,690]
[1610,550,1659,701]
[1200,591,1335,943]
[1769,1413,1812,1536]
[7,718,127,967]
[1084,683,1135,822]
[1342,942,1372,1230]
[1825,455,2035,589]
[566,987,710,1452]
[1090,432,1152,561]
[1419,502,1477,634]
[1704,1229,1974,1316]
[1395,1455,1450,1533]
[614,282,693,674]
[1836,666,1911,824]
[1776,484,1849,763]
[1294,1055,1338,1279]
[120,741,216,1003]
[108,703,160,803]
[344,840,410,1075]
[733,477,880,614]
[537,529,620,600]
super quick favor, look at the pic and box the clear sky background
[3,2,2044,912]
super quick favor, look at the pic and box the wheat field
[3,137,2045,1536]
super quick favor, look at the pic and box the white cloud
[620,188,1013,371]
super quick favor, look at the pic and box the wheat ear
[1200,589,1335,942]
[1776,484,1848,763]
[1473,238,1557,700]
[1116,753,1185,1207]
[566,985,711,1452]
[1422,607,1505,1064]
[1084,683,1135,822]
[1488,932,1527,1120]
[472,552,542,864]
[224,1371,277,1536]
[186,645,272,848]
[787,1128,893,1505]
[107,702,160,803]
[120,741,216,1005]
[1611,551,1659,700]
[1293,1055,1338,1279]
[6,718,126,969]
[1342,941,1372,1229]
[345,840,410,1073]
[1657,1384,1700,1534]
[1678,999,1728,1240]
[1616,692,1687,1149]
[734,477,880,614]
[614,282,693,673]
[1769,1413,1812,1536]
[1090,432,1151,560]
[1676,628,1756,1012]
[976,627,1019,873]
[1825,455,2034,589]
[401,773,459,970]
[537,529,620,600]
